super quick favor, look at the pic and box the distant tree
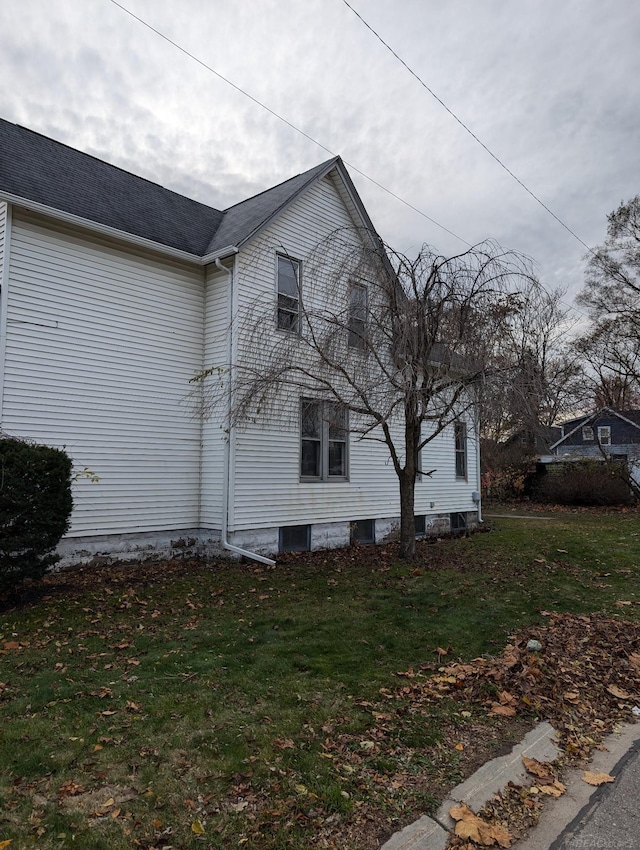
[196,230,535,559]
[576,195,640,402]
[480,283,581,447]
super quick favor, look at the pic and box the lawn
[1,506,639,849]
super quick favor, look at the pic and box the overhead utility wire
[340,0,593,256]
[107,0,468,246]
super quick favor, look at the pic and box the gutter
[214,257,276,567]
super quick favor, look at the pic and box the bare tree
[576,195,640,402]
[197,229,535,559]
[480,283,581,448]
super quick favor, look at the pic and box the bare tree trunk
[398,469,416,559]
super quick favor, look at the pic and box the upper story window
[582,426,594,441]
[277,254,301,331]
[348,283,368,349]
[454,421,467,479]
[300,399,348,481]
[597,425,611,446]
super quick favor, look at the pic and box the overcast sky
[2,0,639,313]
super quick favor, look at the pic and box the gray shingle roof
[0,118,342,259]
[205,158,338,255]
[0,118,224,255]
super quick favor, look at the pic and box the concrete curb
[379,721,640,850]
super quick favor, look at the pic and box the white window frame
[348,282,368,349]
[597,425,611,446]
[276,254,301,332]
[454,421,467,480]
[300,399,349,482]
[582,426,594,441]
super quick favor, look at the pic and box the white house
[0,118,481,565]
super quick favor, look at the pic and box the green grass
[1,507,639,849]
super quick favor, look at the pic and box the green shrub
[0,436,73,589]
[529,459,632,506]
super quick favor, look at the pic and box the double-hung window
[597,425,611,446]
[277,254,301,331]
[454,421,467,479]
[300,399,348,481]
[348,283,368,349]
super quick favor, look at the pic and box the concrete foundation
[56,510,479,566]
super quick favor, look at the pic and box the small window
[454,421,467,479]
[348,283,368,349]
[450,512,467,532]
[582,426,594,441]
[414,515,426,537]
[597,426,611,446]
[301,399,348,481]
[277,255,301,331]
[350,519,375,544]
[279,525,311,553]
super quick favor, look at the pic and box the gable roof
[0,118,224,255]
[550,407,640,450]
[0,119,377,263]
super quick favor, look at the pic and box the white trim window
[300,399,348,481]
[582,426,594,441]
[597,425,611,446]
[277,254,301,331]
[454,421,467,479]
[348,282,368,349]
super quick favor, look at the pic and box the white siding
[200,263,230,528]
[3,211,204,536]
[228,176,479,532]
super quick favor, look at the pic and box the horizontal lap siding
[3,212,204,536]
[229,177,479,531]
[200,264,229,528]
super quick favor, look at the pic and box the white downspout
[215,257,276,567]
[475,399,483,524]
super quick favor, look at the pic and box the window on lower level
[414,515,426,537]
[454,421,467,479]
[279,525,311,553]
[300,399,348,480]
[350,518,375,544]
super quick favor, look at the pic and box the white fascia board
[201,246,239,264]
[0,190,204,266]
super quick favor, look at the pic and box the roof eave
[0,190,204,265]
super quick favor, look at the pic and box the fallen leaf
[110,808,121,819]
[615,601,632,607]
[522,756,554,781]
[273,738,295,750]
[191,819,206,834]
[455,743,464,751]
[582,771,615,786]
[563,691,580,702]
[93,744,103,752]
[232,801,248,812]
[539,781,566,797]
[489,703,516,717]
[449,802,513,847]
[607,685,631,700]
[629,652,640,670]
[0,840,13,848]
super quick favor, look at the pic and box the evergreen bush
[0,436,73,589]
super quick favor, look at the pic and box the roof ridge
[222,157,338,213]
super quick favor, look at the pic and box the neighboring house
[0,118,481,564]
[543,408,640,490]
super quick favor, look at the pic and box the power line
[106,0,589,327]
[107,0,468,246]
[340,0,594,256]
